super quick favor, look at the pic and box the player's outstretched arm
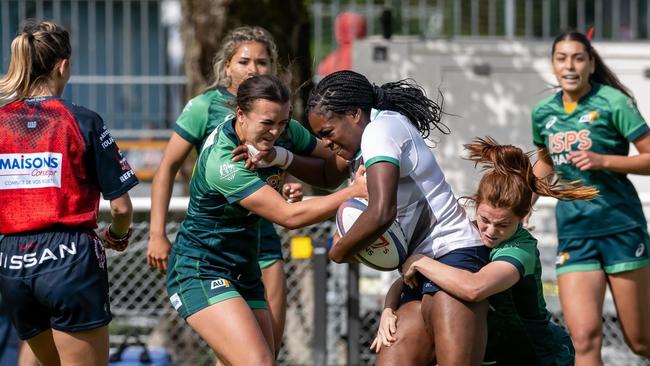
[402,255,519,302]
[239,167,367,230]
[232,139,349,189]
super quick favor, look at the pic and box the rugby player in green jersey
[147,26,347,360]
[165,75,366,366]
[372,137,596,365]
[530,31,650,365]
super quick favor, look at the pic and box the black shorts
[401,245,490,303]
[0,229,111,340]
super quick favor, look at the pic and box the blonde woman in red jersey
[0,20,137,365]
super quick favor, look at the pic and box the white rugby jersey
[357,110,482,258]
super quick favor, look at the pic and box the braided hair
[307,70,448,139]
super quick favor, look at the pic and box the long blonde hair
[465,137,599,218]
[205,26,278,91]
[0,20,71,104]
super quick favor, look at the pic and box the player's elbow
[110,193,133,218]
[463,283,487,302]
[281,221,302,230]
[328,248,355,263]
[328,250,345,263]
[276,215,304,230]
[374,206,397,231]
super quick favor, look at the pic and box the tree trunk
[180,0,231,98]
[180,0,312,120]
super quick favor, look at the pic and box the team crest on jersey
[545,116,558,129]
[556,252,571,265]
[578,111,599,124]
[219,162,237,181]
[265,173,283,191]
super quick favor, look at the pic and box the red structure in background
[317,11,367,78]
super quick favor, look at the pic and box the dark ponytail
[552,30,634,102]
[307,70,448,139]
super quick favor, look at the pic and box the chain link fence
[101,199,650,366]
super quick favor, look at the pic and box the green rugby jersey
[173,115,315,281]
[174,88,235,150]
[486,225,573,365]
[532,83,649,238]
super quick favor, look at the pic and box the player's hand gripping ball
[335,198,408,271]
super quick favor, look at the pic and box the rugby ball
[335,198,408,271]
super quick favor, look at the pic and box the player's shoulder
[60,99,101,122]
[532,93,559,117]
[595,83,633,108]
[499,227,537,252]
[183,91,215,114]
[368,110,412,135]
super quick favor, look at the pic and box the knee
[250,352,274,366]
[570,327,602,354]
[626,337,650,358]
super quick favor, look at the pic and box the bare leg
[261,260,286,358]
[26,330,59,366]
[187,297,273,366]
[422,292,487,366]
[17,340,41,366]
[376,301,436,366]
[558,270,607,366]
[608,266,650,359]
[25,328,107,366]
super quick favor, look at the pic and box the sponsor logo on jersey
[170,293,183,310]
[547,130,593,166]
[578,111,599,124]
[119,170,135,183]
[266,174,282,190]
[99,126,115,149]
[219,163,237,181]
[556,252,571,265]
[210,278,230,290]
[545,116,558,129]
[0,242,77,270]
[27,121,37,129]
[0,152,63,189]
[635,243,646,258]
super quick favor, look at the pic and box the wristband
[247,144,294,170]
[101,225,132,250]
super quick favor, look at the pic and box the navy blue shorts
[401,245,490,303]
[0,229,111,340]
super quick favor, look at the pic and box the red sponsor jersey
[0,97,138,234]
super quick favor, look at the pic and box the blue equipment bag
[108,332,172,366]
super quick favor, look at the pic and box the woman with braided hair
[377,137,597,365]
[308,70,488,365]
